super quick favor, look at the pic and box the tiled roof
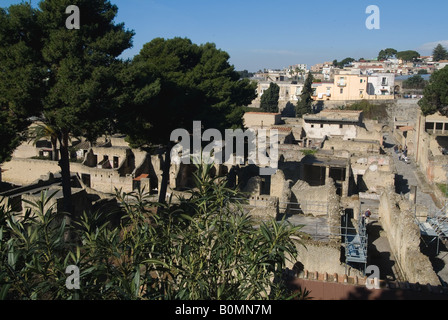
[359,65,384,69]
[134,174,149,181]
[271,126,292,132]
[398,126,414,132]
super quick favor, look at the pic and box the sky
[2,0,448,71]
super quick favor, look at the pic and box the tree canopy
[0,4,45,163]
[332,57,354,69]
[115,37,257,205]
[345,100,388,122]
[378,48,397,60]
[418,66,448,116]
[403,75,427,89]
[119,37,257,148]
[397,50,420,62]
[433,44,448,62]
[38,0,133,141]
[0,0,134,213]
[260,82,280,113]
[296,73,314,118]
[237,70,254,79]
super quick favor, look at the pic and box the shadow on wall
[282,102,296,117]
[420,235,447,286]
[313,101,324,113]
[394,174,410,194]
[366,223,397,281]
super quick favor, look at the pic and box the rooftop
[426,112,448,122]
[301,155,349,168]
[271,126,292,132]
[398,126,414,132]
[304,110,362,123]
[134,174,149,181]
[244,112,281,116]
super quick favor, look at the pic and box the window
[360,79,363,83]
[311,125,314,128]
[320,124,324,128]
[339,124,343,129]
[340,88,344,94]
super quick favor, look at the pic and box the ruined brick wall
[290,178,340,218]
[270,169,292,215]
[287,240,364,278]
[243,112,281,128]
[2,158,61,185]
[378,187,440,285]
[322,138,381,155]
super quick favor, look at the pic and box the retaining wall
[378,187,440,285]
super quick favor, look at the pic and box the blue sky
[2,0,448,71]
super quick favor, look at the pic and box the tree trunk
[59,130,73,214]
[51,136,59,161]
[157,143,173,209]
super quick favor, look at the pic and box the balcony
[337,81,346,87]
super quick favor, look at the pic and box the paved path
[384,132,448,285]
[383,133,439,213]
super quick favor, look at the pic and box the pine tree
[296,73,314,118]
[0,4,44,163]
[0,0,134,213]
[260,82,280,113]
[117,37,257,205]
[433,44,448,62]
[418,66,448,116]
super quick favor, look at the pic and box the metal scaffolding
[420,166,448,254]
[239,195,369,274]
[343,210,368,275]
[426,202,448,252]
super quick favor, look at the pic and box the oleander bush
[0,163,304,300]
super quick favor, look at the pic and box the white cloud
[417,40,448,53]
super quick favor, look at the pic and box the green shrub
[346,100,388,121]
[0,163,305,300]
